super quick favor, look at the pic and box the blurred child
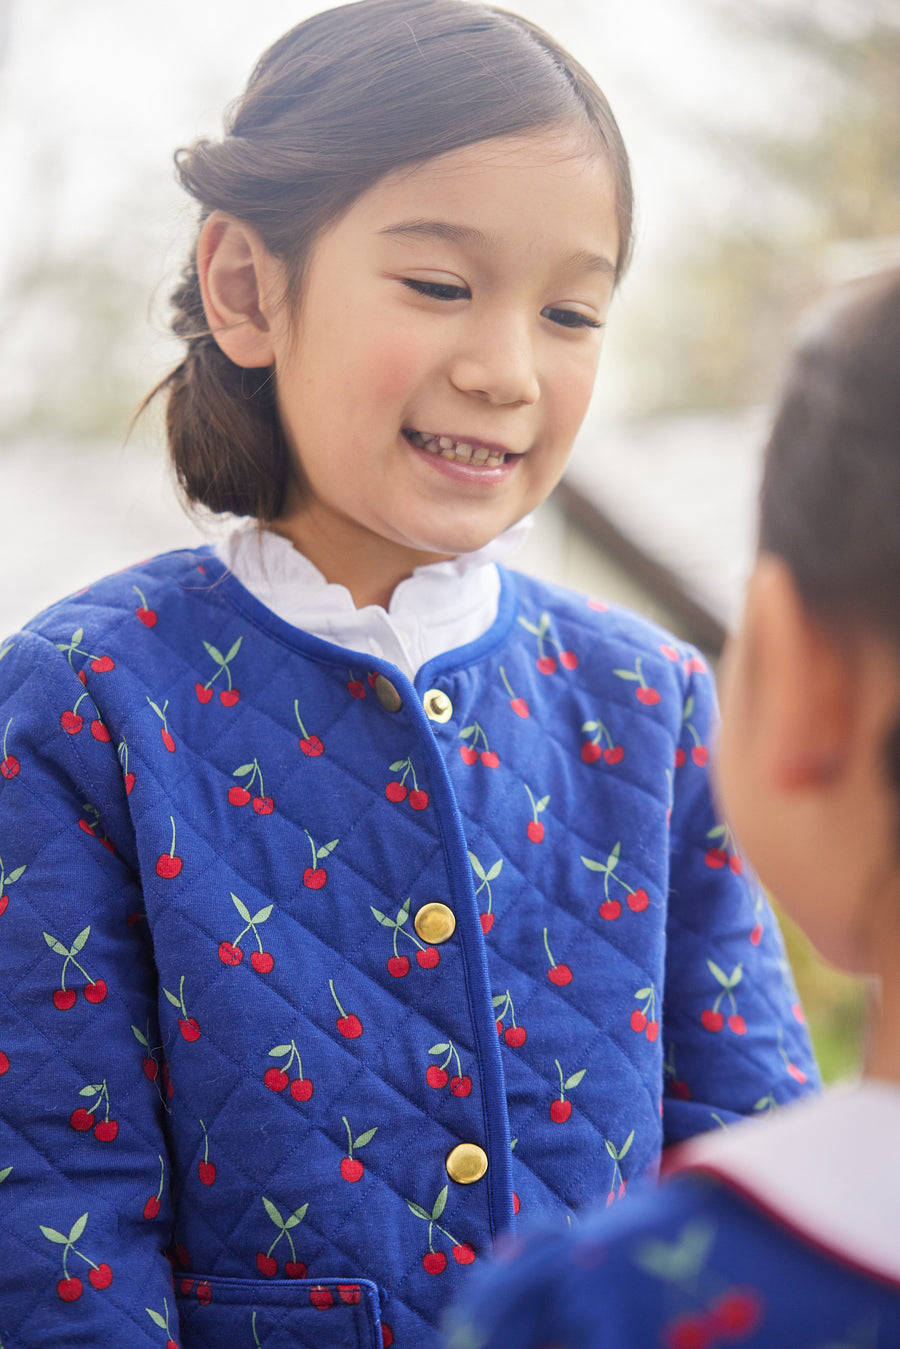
[0,2,815,1345]
[448,269,900,1348]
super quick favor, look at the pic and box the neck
[863,869,900,1086]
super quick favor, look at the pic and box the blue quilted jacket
[0,547,817,1348]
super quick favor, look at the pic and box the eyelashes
[401,278,602,331]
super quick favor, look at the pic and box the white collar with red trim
[671,1081,900,1286]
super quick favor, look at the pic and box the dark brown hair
[150,0,634,519]
[759,267,900,793]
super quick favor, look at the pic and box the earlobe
[196,212,280,369]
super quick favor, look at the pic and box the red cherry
[548,964,572,986]
[310,1286,334,1309]
[124,772,135,794]
[0,756,20,779]
[91,655,115,673]
[387,955,410,978]
[705,848,727,869]
[536,655,556,675]
[512,1192,520,1215]
[197,1282,211,1305]
[219,941,244,966]
[285,1260,307,1278]
[510,697,529,718]
[659,644,680,661]
[550,1098,572,1122]
[729,854,743,874]
[253,795,274,815]
[426,1065,449,1089]
[788,1063,807,1083]
[792,1001,806,1024]
[89,1263,113,1289]
[142,1056,158,1081]
[299,735,324,756]
[94,1119,119,1142]
[480,750,500,768]
[559,650,578,670]
[635,687,661,705]
[162,729,176,753]
[0,894,7,916]
[604,745,625,764]
[53,988,77,1010]
[416,947,439,969]
[664,1312,712,1349]
[264,1067,289,1092]
[290,1077,314,1101]
[385,782,407,802]
[303,867,327,889]
[175,1243,190,1268]
[0,1051,8,1075]
[136,607,157,627]
[691,746,709,766]
[630,1010,647,1033]
[156,854,183,879]
[57,1276,84,1301]
[143,1194,161,1220]
[453,1242,476,1264]
[162,1063,174,1099]
[527,821,544,843]
[628,888,649,912]
[701,1008,724,1032]
[228,786,251,806]
[423,1251,447,1275]
[479,913,494,934]
[504,1026,527,1047]
[671,1079,691,1100]
[195,684,213,704]
[257,1252,278,1277]
[70,1107,95,1131]
[675,747,687,768]
[347,680,366,699]
[198,1161,216,1186]
[381,1326,395,1348]
[219,689,240,707]
[338,1284,362,1304]
[90,720,111,742]
[341,1157,364,1182]
[581,742,602,764]
[251,950,274,973]
[710,1288,762,1338]
[409,789,429,810]
[77,669,87,685]
[60,710,83,734]
[450,1074,472,1097]
[646,1020,659,1042]
[337,1014,363,1039]
[459,745,478,765]
[750,923,763,946]
[166,1341,178,1349]
[728,1013,746,1035]
[599,899,621,921]
[178,1017,201,1042]
[84,979,107,1003]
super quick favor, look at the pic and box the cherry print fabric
[0,547,817,1348]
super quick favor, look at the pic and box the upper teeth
[408,430,506,466]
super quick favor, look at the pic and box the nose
[449,311,540,407]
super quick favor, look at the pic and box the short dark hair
[147,0,634,520]
[759,267,900,798]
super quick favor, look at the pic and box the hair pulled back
[152,0,633,520]
[758,267,900,797]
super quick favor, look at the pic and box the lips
[404,429,513,467]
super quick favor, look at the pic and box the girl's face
[266,126,619,596]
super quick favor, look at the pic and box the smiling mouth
[404,429,512,466]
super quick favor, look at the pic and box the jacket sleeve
[0,632,177,1348]
[661,653,819,1145]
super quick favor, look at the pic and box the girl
[448,270,900,1348]
[0,2,815,1346]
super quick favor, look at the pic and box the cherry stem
[343,1115,354,1154]
[294,700,308,737]
[499,666,515,698]
[168,817,177,858]
[542,928,555,966]
[155,1154,165,1201]
[329,980,347,1017]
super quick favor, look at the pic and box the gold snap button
[374,675,402,713]
[446,1143,488,1185]
[423,688,453,723]
[414,902,456,945]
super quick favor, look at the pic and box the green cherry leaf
[262,1197,285,1229]
[604,1140,618,1160]
[707,824,726,841]
[203,642,224,665]
[131,1025,149,1047]
[398,898,411,923]
[146,1309,168,1329]
[389,760,406,772]
[536,796,550,811]
[683,696,695,720]
[268,1045,292,1057]
[40,1226,69,1245]
[635,987,652,999]
[68,1213,89,1244]
[7,866,25,884]
[79,1085,98,1097]
[163,988,182,1009]
[406,1201,430,1221]
[729,964,744,989]
[224,637,243,663]
[431,1185,448,1221]
[537,613,550,636]
[370,908,393,928]
[429,1043,450,1055]
[251,905,273,925]
[72,628,84,647]
[460,725,476,739]
[564,1070,586,1091]
[234,764,255,778]
[355,1128,377,1149]
[619,1130,635,1159]
[486,861,503,881]
[491,995,506,1008]
[0,1166,11,1183]
[231,893,252,922]
[43,932,70,957]
[468,851,486,882]
[613,668,639,681]
[581,857,604,872]
[706,959,730,988]
[287,1203,309,1225]
[317,839,339,859]
[71,926,91,954]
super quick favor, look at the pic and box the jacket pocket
[174,1272,384,1348]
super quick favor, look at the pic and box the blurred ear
[748,555,852,792]
[196,212,281,369]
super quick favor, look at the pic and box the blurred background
[3,0,898,1081]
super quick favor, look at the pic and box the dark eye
[542,307,602,331]
[402,279,470,301]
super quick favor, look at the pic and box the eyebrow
[378,219,616,277]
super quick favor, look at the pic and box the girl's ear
[748,555,851,792]
[196,212,282,369]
